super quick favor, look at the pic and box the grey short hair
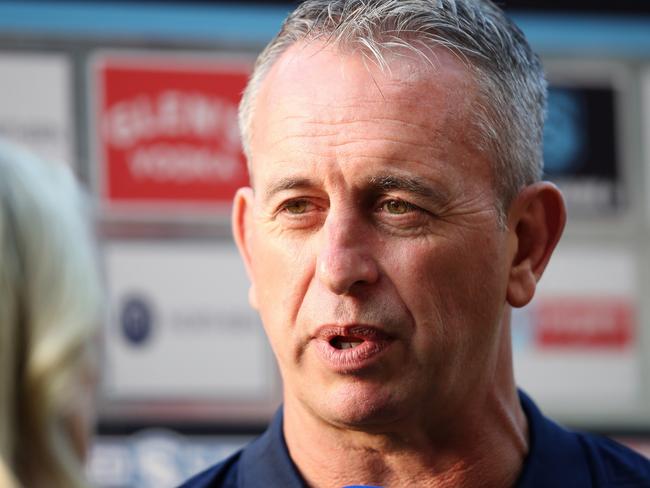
[239,0,547,219]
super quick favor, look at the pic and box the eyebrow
[368,173,449,203]
[261,172,449,205]
[263,176,315,203]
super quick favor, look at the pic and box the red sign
[94,54,251,212]
[534,297,635,349]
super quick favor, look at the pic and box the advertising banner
[543,83,621,215]
[102,240,277,408]
[542,61,631,218]
[0,52,74,165]
[512,244,640,419]
[92,53,251,214]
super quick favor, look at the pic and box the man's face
[235,43,517,429]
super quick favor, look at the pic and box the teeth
[340,341,362,349]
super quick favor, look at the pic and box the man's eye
[381,199,414,215]
[282,200,311,214]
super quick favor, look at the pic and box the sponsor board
[0,52,74,165]
[543,60,631,217]
[102,240,276,404]
[512,244,641,418]
[534,296,634,349]
[91,52,251,214]
[543,84,621,214]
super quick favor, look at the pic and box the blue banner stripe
[0,1,648,56]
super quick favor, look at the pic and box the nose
[316,212,379,295]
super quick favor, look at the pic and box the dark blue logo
[120,295,155,346]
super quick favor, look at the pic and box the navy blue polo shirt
[180,391,650,487]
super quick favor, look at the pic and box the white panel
[514,349,640,414]
[103,240,275,400]
[0,52,74,165]
[536,242,635,296]
[513,243,641,421]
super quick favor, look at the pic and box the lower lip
[313,338,393,373]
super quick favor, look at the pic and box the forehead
[257,41,476,122]
[250,41,490,189]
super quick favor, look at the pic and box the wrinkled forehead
[250,41,482,161]
[258,40,475,108]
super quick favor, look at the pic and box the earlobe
[506,182,566,308]
[232,186,258,309]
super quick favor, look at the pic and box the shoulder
[576,432,650,486]
[517,390,650,487]
[178,408,305,488]
[177,449,242,488]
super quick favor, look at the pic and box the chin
[314,379,408,430]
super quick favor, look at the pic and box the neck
[283,320,528,487]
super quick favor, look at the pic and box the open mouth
[314,326,392,371]
[329,336,364,350]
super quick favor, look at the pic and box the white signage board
[102,240,276,403]
[0,52,74,166]
[513,243,641,423]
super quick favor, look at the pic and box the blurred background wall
[1,0,649,486]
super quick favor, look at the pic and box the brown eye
[383,199,412,215]
[284,200,310,214]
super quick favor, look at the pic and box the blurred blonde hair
[0,141,102,488]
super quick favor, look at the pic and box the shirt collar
[238,391,586,488]
[238,408,307,487]
[515,389,591,487]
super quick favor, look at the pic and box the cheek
[249,233,315,353]
[398,236,507,348]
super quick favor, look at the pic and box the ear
[506,182,566,308]
[232,186,258,309]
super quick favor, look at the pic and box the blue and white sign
[102,240,278,406]
[88,429,250,488]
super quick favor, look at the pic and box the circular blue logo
[120,295,154,346]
